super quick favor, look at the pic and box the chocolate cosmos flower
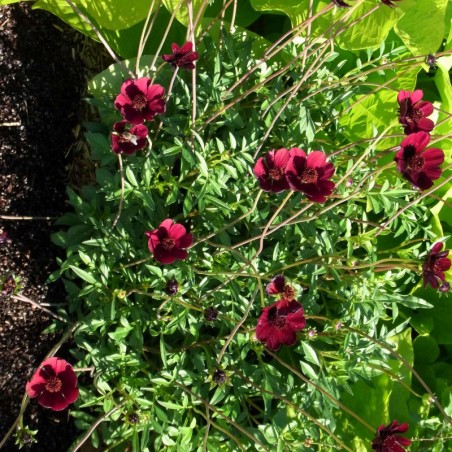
[111,120,148,154]
[253,148,291,193]
[266,275,295,301]
[423,242,451,290]
[146,219,193,265]
[256,300,306,351]
[26,357,79,411]
[371,420,411,451]
[285,148,335,203]
[398,90,434,135]
[115,78,165,125]
[394,131,444,190]
[162,42,199,70]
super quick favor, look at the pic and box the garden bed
[0,3,87,449]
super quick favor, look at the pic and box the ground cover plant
[1,0,451,450]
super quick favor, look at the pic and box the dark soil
[0,3,86,450]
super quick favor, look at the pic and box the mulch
[0,3,91,450]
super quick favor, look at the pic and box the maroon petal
[273,148,290,167]
[153,245,176,264]
[266,275,286,294]
[171,42,181,53]
[135,77,151,94]
[26,380,46,398]
[306,150,327,168]
[417,101,433,117]
[38,391,69,411]
[416,117,435,132]
[175,233,193,249]
[179,41,193,53]
[410,90,424,105]
[168,222,188,240]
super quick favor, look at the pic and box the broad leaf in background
[339,89,400,149]
[395,0,448,56]
[250,0,402,51]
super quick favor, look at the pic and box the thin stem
[71,400,127,452]
[136,0,158,75]
[112,153,125,229]
[345,326,451,424]
[174,382,270,451]
[13,294,69,324]
[64,0,135,79]
[217,287,258,364]
[267,350,375,432]
[235,369,353,451]
[0,215,57,220]
[376,167,452,236]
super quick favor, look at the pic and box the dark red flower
[162,42,199,70]
[332,0,350,6]
[398,90,434,135]
[423,242,451,290]
[285,148,335,203]
[253,148,291,193]
[145,219,193,265]
[114,78,165,125]
[1,274,16,296]
[25,357,79,411]
[111,120,148,154]
[266,275,295,301]
[372,420,411,451]
[394,132,444,190]
[256,300,306,351]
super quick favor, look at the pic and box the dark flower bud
[204,307,218,321]
[426,54,437,67]
[127,412,140,424]
[165,279,179,296]
[440,282,450,293]
[212,368,227,384]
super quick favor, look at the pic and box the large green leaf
[339,89,400,150]
[162,0,206,27]
[85,0,156,30]
[33,0,97,37]
[395,0,448,56]
[250,0,403,50]
[334,1,403,51]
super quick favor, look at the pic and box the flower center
[162,237,175,250]
[268,306,286,329]
[408,107,423,123]
[268,167,284,181]
[45,376,62,393]
[132,94,148,111]
[407,154,424,172]
[282,285,295,301]
[120,131,138,145]
[300,168,318,184]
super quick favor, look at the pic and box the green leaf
[339,89,400,150]
[84,0,156,30]
[301,342,321,367]
[395,0,448,56]
[69,265,97,284]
